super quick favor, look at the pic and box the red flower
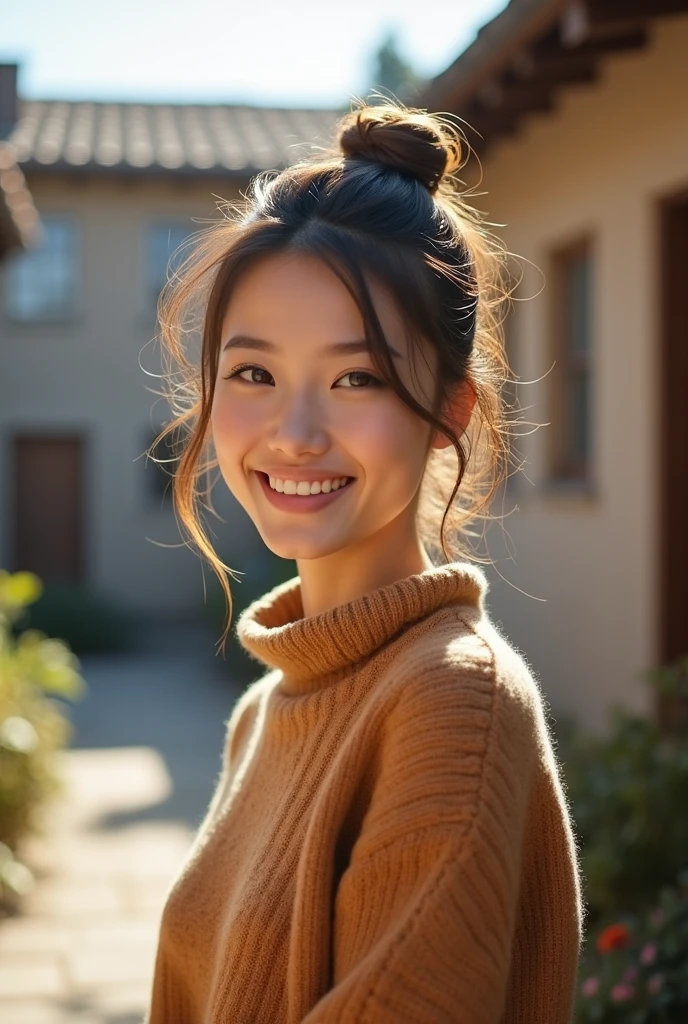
[596,923,632,953]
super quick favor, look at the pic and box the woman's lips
[255,471,356,514]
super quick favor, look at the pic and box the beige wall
[0,175,263,619]
[472,15,688,733]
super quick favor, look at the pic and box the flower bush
[552,655,688,1020]
[554,657,688,924]
[0,569,86,912]
[575,868,688,1022]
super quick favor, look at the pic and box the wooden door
[658,190,688,735]
[659,193,688,663]
[12,435,84,582]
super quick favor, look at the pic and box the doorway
[657,188,688,733]
[12,434,85,582]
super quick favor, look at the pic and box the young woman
[145,102,584,1023]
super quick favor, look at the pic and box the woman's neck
[297,528,434,619]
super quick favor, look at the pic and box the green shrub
[0,570,86,911]
[13,578,132,655]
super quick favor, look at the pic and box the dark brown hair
[151,99,518,652]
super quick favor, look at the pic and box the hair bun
[337,105,462,196]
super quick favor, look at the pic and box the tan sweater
[146,561,584,1023]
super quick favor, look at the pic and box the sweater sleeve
[196,671,276,832]
[301,640,543,1024]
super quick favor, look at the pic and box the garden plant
[554,655,688,1021]
[0,569,86,913]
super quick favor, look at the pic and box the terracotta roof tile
[10,99,345,176]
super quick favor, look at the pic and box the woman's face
[211,250,441,563]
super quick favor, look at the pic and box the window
[146,222,194,313]
[4,215,78,321]
[549,238,594,483]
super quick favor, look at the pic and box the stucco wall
[472,15,688,732]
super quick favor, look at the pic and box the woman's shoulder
[374,603,555,796]
[389,602,543,724]
[222,670,280,771]
[353,606,551,862]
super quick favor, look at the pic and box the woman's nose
[267,390,328,455]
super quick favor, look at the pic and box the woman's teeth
[268,476,351,496]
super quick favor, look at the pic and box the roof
[423,0,688,152]
[0,141,40,257]
[10,0,687,175]
[9,100,346,177]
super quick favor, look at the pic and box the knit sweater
[145,561,585,1024]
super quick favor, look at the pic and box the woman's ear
[430,378,477,451]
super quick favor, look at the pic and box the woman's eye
[335,370,382,389]
[222,364,382,389]
[223,364,274,385]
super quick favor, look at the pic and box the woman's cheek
[350,404,421,466]
[213,391,246,445]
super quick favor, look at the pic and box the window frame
[144,220,195,319]
[3,212,80,324]
[547,234,596,490]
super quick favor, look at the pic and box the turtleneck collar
[235,560,489,695]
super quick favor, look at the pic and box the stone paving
[0,622,248,1024]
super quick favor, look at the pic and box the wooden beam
[424,0,678,140]
[560,1,590,46]
[422,0,571,113]
[475,75,590,116]
[471,60,597,125]
[464,19,650,146]
[464,106,546,141]
[590,0,688,23]
[525,27,648,67]
[477,92,556,121]
[510,55,598,87]
[561,0,687,43]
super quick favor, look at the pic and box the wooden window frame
[3,213,79,323]
[547,235,595,488]
[145,221,194,317]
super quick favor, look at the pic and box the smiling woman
[145,99,584,1024]
[209,250,473,615]
[151,104,504,629]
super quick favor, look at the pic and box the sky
[2,0,507,107]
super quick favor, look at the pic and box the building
[0,63,342,623]
[3,0,686,734]
[0,67,40,263]
[423,0,688,732]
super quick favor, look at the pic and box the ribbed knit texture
[145,561,585,1023]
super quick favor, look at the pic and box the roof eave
[19,158,266,179]
[422,0,567,111]
[0,142,41,258]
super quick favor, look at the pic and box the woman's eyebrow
[222,334,401,359]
